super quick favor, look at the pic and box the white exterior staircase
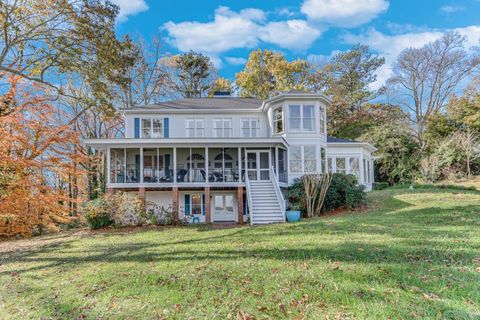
[246,168,286,224]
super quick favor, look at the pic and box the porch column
[138,187,146,210]
[237,147,242,182]
[237,187,244,225]
[173,147,177,183]
[205,187,211,223]
[172,187,179,224]
[205,147,209,183]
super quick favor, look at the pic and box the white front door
[212,194,236,222]
[246,151,270,181]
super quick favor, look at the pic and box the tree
[121,35,173,107]
[315,45,385,138]
[208,77,233,96]
[0,76,85,237]
[168,51,216,98]
[235,49,312,99]
[0,0,137,115]
[360,119,420,184]
[387,32,480,151]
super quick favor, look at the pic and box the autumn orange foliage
[0,76,85,237]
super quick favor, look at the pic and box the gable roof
[123,97,263,111]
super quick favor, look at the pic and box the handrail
[270,166,286,222]
[245,173,254,225]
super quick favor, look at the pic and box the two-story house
[84,91,376,225]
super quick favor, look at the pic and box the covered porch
[83,138,289,188]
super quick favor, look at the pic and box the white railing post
[270,166,286,222]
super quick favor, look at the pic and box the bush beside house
[287,173,366,216]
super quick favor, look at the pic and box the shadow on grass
[2,204,479,276]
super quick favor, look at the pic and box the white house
[84,91,376,225]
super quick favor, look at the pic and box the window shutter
[164,154,170,173]
[134,118,140,138]
[164,118,169,138]
[184,194,190,216]
[202,194,206,216]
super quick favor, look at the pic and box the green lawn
[1,187,480,319]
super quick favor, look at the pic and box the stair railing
[270,166,286,222]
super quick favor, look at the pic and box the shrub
[83,198,112,229]
[287,173,366,216]
[83,192,147,229]
[373,182,389,190]
[108,192,147,227]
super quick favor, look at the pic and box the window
[336,158,346,174]
[303,146,316,173]
[289,146,317,173]
[241,118,260,137]
[273,107,284,134]
[327,158,333,173]
[319,106,326,134]
[367,161,373,183]
[141,118,163,138]
[191,194,202,215]
[363,159,367,183]
[321,148,326,173]
[303,105,314,131]
[288,105,315,132]
[289,146,302,173]
[289,105,301,130]
[214,118,233,137]
[349,157,360,180]
[185,118,205,137]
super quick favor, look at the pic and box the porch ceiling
[83,137,289,150]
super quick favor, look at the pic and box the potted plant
[286,202,301,222]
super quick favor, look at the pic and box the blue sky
[112,0,480,88]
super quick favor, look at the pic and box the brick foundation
[205,187,211,223]
[237,187,244,225]
[172,187,179,224]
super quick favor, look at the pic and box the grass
[1,186,480,319]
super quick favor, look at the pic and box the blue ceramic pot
[286,210,301,222]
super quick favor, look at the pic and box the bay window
[273,107,284,134]
[288,104,315,132]
[289,145,317,173]
[214,118,233,137]
[319,106,326,134]
[303,146,316,173]
[289,146,302,173]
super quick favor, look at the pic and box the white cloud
[110,0,149,22]
[225,57,247,65]
[163,7,261,54]
[301,0,389,28]
[163,6,323,67]
[440,5,464,13]
[343,26,480,89]
[259,20,323,50]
